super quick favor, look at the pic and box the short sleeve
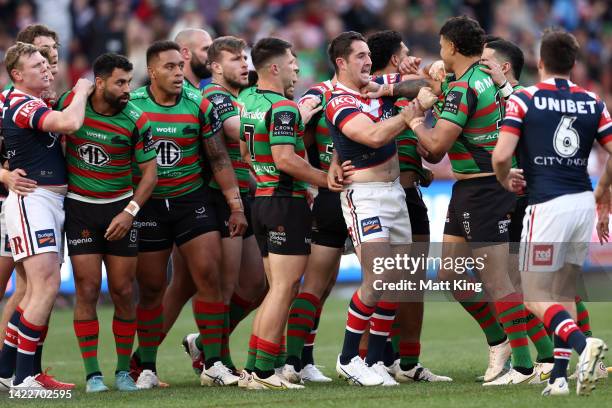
[206,91,238,123]
[438,84,472,128]
[500,93,529,138]
[199,98,222,139]
[132,113,157,163]
[269,101,300,146]
[324,94,362,132]
[13,99,51,130]
[597,102,612,145]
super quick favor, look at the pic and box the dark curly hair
[367,30,404,74]
[439,16,485,57]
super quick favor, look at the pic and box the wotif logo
[156,126,177,134]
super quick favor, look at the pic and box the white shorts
[0,199,12,258]
[341,178,412,246]
[5,188,65,262]
[519,191,594,272]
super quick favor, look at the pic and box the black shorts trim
[311,190,347,248]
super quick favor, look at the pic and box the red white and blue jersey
[0,88,66,186]
[501,78,612,205]
[325,82,397,169]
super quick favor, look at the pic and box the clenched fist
[428,60,447,82]
[416,87,438,110]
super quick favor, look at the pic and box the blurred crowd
[0,0,610,176]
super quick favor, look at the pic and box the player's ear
[94,76,104,90]
[10,68,21,83]
[147,65,155,81]
[391,54,400,69]
[211,61,221,76]
[180,47,190,61]
[269,63,279,76]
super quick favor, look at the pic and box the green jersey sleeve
[269,100,301,146]
[206,90,239,123]
[438,83,477,128]
[132,113,157,164]
[198,97,223,140]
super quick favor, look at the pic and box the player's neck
[452,56,480,79]
[540,72,570,82]
[257,77,285,97]
[149,83,179,106]
[183,69,201,90]
[212,75,239,97]
[336,74,361,93]
[90,92,119,116]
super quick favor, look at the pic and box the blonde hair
[5,42,40,81]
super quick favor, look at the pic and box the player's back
[504,78,612,205]
[299,80,334,171]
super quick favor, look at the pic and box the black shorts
[209,187,253,239]
[443,176,515,246]
[251,196,312,257]
[311,189,347,248]
[405,187,430,236]
[65,196,138,257]
[509,195,528,254]
[137,186,219,252]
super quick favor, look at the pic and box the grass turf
[1,296,611,407]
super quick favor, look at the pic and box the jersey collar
[542,77,575,86]
[334,81,360,96]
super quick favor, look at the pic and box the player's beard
[225,74,246,91]
[191,54,211,80]
[104,90,129,111]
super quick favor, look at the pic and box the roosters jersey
[0,87,66,186]
[501,78,612,205]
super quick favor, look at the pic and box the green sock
[112,316,137,373]
[525,312,553,362]
[255,338,279,373]
[575,297,592,337]
[275,336,286,368]
[74,319,101,379]
[220,305,235,368]
[286,293,319,369]
[496,300,533,370]
[391,321,401,356]
[229,293,252,332]
[457,291,506,346]
[193,300,225,366]
[136,305,163,368]
[245,335,258,371]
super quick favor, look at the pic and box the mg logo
[154,139,182,167]
[78,143,110,166]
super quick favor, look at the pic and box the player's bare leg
[163,248,196,335]
[0,257,14,302]
[0,263,22,349]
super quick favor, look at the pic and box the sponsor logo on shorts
[498,219,511,234]
[361,217,382,236]
[129,229,138,243]
[462,220,471,235]
[35,229,56,248]
[533,244,554,266]
[69,230,93,246]
[269,225,287,245]
[463,212,470,219]
[133,221,158,228]
[195,206,207,219]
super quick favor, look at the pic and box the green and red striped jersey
[202,83,250,193]
[395,97,425,176]
[298,80,334,172]
[130,85,221,198]
[438,63,510,174]
[239,87,307,198]
[56,92,156,202]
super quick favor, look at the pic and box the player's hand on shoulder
[1,168,37,195]
[361,81,390,99]
[479,59,506,87]
[105,211,133,241]
[298,97,323,125]
[73,78,95,96]
[228,210,248,238]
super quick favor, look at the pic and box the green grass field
[2,295,612,407]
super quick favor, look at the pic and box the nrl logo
[211,94,225,105]
[278,112,293,125]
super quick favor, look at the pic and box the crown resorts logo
[211,94,226,105]
[279,112,292,125]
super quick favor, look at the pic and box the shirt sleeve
[269,101,301,146]
[324,94,362,132]
[500,93,529,137]
[13,98,51,130]
[206,91,238,123]
[438,84,474,128]
[298,86,324,106]
[132,113,157,163]
[371,73,401,85]
[199,98,222,140]
[597,101,612,145]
